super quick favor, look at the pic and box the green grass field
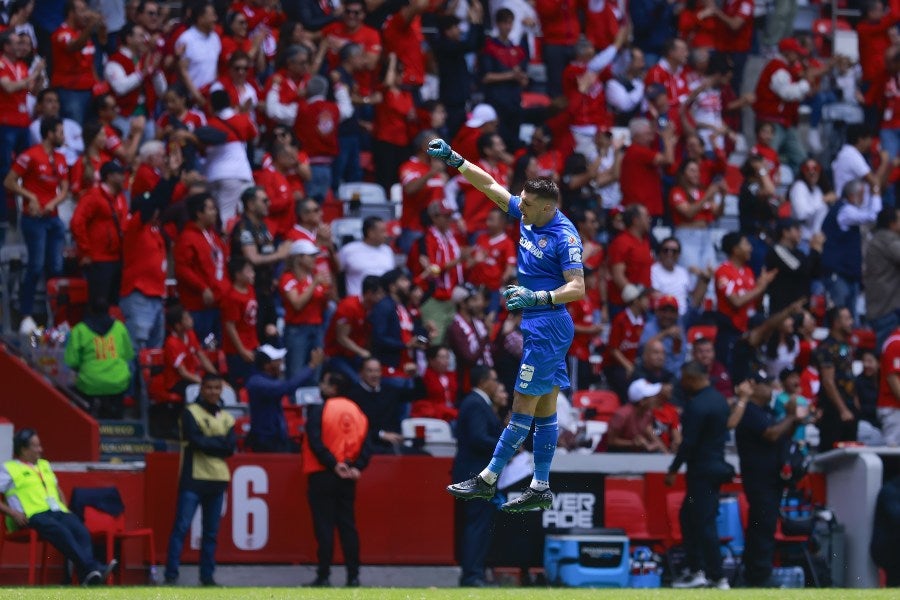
[0,589,896,600]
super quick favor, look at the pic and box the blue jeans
[165,488,225,584]
[823,273,860,322]
[190,308,221,347]
[332,135,362,191]
[56,89,92,124]
[121,292,165,350]
[771,123,806,172]
[307,164,333,202]
[326,356,363,385]
[284,323,323,380]
[881,128,900,208]
[397,229,423,254]
[20,215,65,316]
[29,510,103,581]
[675,227,716,271]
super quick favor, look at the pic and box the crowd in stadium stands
[3,0,900,459]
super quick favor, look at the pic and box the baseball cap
[622,284,647,304]
[778,38,810,58]
[451,283,480,304]
[748,369,774,384]
[256,344,287,363]
[289,239,320,256]
[100,160,126,179]
[465,103,498,128]
[656,295,679,311]
[628,378,663,403]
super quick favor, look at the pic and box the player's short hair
[201,372,224,385]
[495,8,515,23]
[186,192,214,221]
[523,178,559,203]
[240,185,263,208]
[825,306,849,330]
[681,360,709,380]
[720,231,744,257]
[166,304,186,329]
[13,428,36,456]
[228,256,251,279]
[39,116,62,140]
[361,275,382,296]
[470,365,494,389]
[362,216,383,239]
[622,204,645,228]
[425,344,447,361]
[692,336,713,348]
[477,132,499,158]
[322,370,352,397]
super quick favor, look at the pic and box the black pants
[84,392,125,419]
[742,474,781,586]
[818,405,857,452]
[680,473,723,580]
[372,139,408,194]
[307,470,360,581]
[713,312,741,373]
[28,510,103,581]
[454,498,495,585]
[83,260,122,307]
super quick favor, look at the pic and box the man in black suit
[453,365,504,587]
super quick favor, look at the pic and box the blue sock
[482,412,534,483]
[531,414,558,490]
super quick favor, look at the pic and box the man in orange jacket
[70,160,129,307]
[302,370,370,588]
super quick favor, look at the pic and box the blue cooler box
[544,528,630,587]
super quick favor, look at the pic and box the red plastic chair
[83,507,156,585]
[573,390,620,420]
[46,277,89,328]
[604,489,662,545]
[0,509,48,585]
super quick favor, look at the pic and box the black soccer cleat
[446,476,496,501]
[500,487,553,512]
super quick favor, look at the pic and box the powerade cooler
[544,528,630,587]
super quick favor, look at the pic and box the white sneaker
[18,316,36,335]
[711,577,731,590]
[673,570,709,588]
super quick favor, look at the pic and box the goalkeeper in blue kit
[428,138,585,512]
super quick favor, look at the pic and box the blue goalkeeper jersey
[507,196,583,304]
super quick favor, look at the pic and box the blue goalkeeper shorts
[515,306,574,396]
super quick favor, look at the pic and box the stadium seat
[0,500,49,584]
[401,417,456,457]
[46,277,89,328]
[294,386,322,405]
[573,390,619,420]
[330,217,364,248]
[584,420,608,451]
[80,496,156,586]
[604,489,662,545]
[338,182,396,220]
[185,383,242,416]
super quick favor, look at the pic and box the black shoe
[307,576,330,587]
[500,487,553,512]
[446,476,496,501]
[101,559,118,582]
[460,578,488,587]
[200,578,219,587]
[163,577,178,586]
[346,577,360,587]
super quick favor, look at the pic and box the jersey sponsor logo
[538,237,548,248]
[519,237,544,259]
[519,364,535,383]
[568,248,582,264]
[567,235,578,245]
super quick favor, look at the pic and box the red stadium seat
[573,390,619,420]
[665,490,685,545]
[604,489,662,545]
[83,506,156,585]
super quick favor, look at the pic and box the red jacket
[130,163,188,203]
[754,57,802,126]
[120,211,167,298]
[295,97,339,160]
[69,184,128,262]
[174,221,230,311]
[255,167,298,239]
[535,0,581,45]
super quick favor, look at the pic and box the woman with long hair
[670,158,726,272]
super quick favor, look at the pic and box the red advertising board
[144,453,456,565]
